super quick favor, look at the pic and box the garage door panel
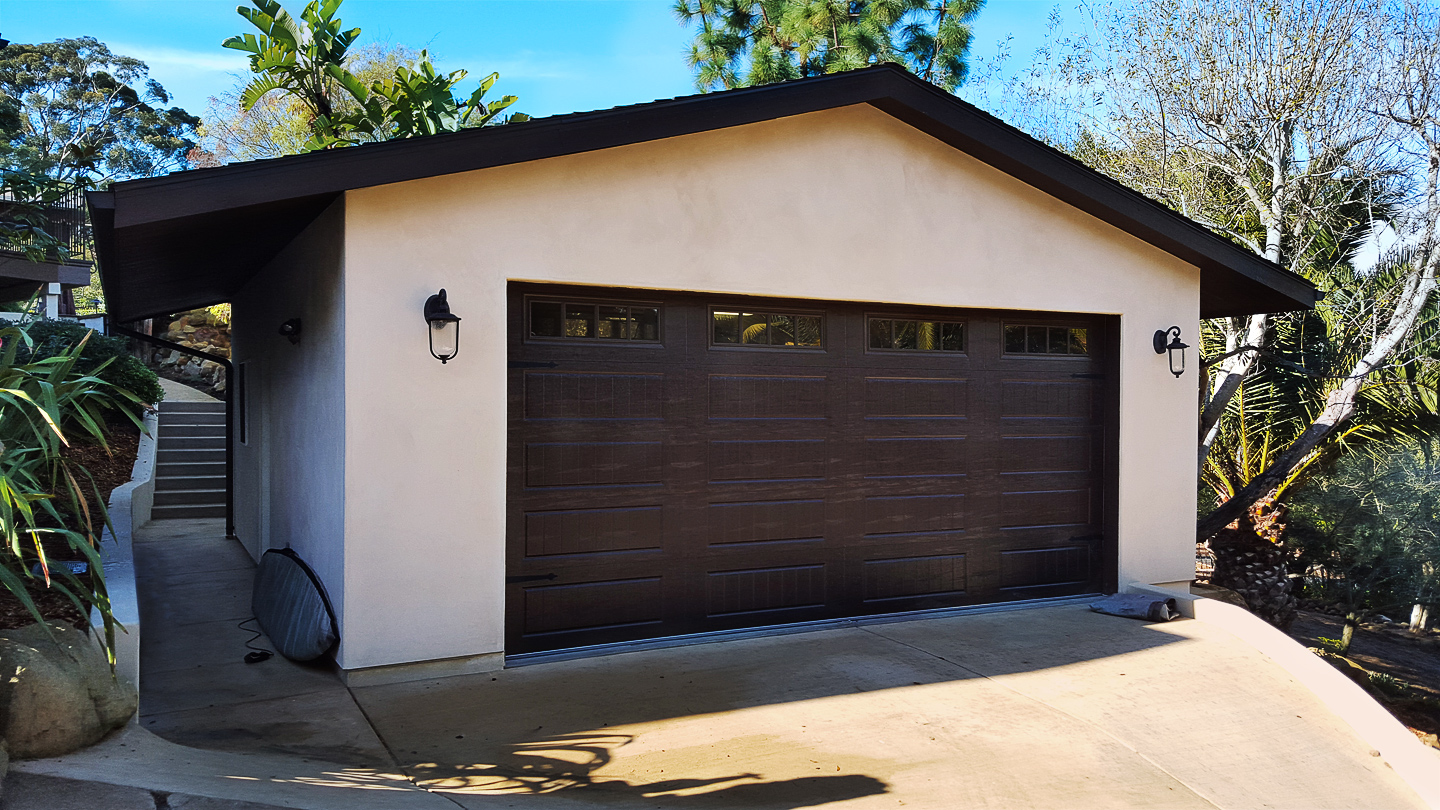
[707,498,827,546]
[999,488,1092,529]
[997,545,1094,592]
[524,441,664,488]
[521,576,666,637]
[709,374,829,419]
[523,370,666,421]
[861,553,968,605]
[863,493,966,536]
[862,436,967,479]
[864,377,969,418]
[1000,379,1096,420]
[999,434,1092,474]
[523,505,664,558]
[705,563,828,618]
[708,439,828,482]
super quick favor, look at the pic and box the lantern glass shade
[429,318,459,363]
[1167,336,1186,377]
[1153,326,1188,378]
[424,289,462,363]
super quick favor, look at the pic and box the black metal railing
[0,182,93,264]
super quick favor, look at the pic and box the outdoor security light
[424,289,461,363]
[1153,326,1188,378]
[278,318,302,345]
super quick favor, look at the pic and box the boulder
[0,622,135,759]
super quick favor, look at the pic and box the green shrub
[0,324,146,663]
[2,319,165,406]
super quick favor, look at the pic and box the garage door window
[1004,324,1089,356]
[868,318,965,352]
[712,309,823,348]
[529,299,661,342]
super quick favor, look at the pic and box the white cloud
[110,42,247,74]
[441,52,585,82]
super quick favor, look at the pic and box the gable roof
[89,64,1315,323]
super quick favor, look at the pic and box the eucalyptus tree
[0,37,199,185]
[674,0,985,92]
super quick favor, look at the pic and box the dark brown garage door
[507,285,1116,655]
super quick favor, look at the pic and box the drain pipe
[110,322,235,539]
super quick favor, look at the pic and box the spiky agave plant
[0,325,145,664]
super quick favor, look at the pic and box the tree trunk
[1412,603,1432,633]
[1339,611,1359,654]
[1198,314,1268,471]
[1206,495,1297,629]
[1197,245,1440,541]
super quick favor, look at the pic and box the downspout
[110,322,235,539]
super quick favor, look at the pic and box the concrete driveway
[351,605,1427,809]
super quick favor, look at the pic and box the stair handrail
[110,322,234,538]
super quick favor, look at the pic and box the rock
[0,622,136,759]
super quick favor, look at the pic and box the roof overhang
[91,64,1316,323]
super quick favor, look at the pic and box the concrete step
[157,436,227,450]
[159,424,227,438]
[157,448,226,464]
[151,503,226,520]
[153,487,227,506]
[156,461,226,478]
[155,474,225,491]
[159,411,225,426]
[159,401,225,414]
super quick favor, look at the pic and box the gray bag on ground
[1090,593,1181,622]
[252,548,339,662]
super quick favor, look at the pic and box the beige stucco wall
[338,103,1200,671]
[232,199,347,628]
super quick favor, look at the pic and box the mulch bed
[1288,609,1440,749]
[0,418,141,632]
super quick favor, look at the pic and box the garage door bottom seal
[506,593,1101,668]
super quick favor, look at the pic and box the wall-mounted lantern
[424,289,461,364]
[1153,326,1188,378]
[278,318,302,345]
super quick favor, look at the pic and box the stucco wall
[339,103,1201,670]
[232,199,347,631]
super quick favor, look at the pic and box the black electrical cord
[238,617,273,663]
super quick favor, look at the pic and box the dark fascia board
[0,255,91,286]
[99,64,1315,318]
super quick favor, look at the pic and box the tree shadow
[408,732,888,808]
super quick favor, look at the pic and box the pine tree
[674,0,985,92]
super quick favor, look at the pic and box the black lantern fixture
[424,289,461,363]
[278,318,302,345]
[1153,326,1188,378]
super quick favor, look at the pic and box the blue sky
[0,0,1071,121]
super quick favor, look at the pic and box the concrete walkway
[9,516,1433,809]
[157,377,220,403]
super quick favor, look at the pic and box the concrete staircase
[153,398,227,520]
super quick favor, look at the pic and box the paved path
[157,377,220,403]
[9,517,1431,809]
[132,519,391,766]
